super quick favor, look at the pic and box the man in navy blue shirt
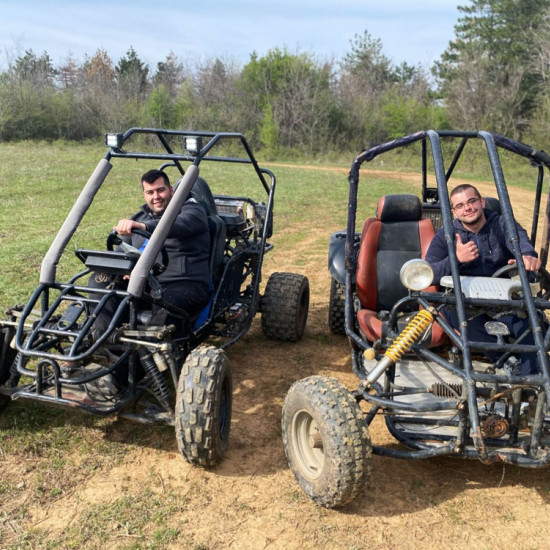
[425,184,542,375]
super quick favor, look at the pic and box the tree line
[2,0,550,154]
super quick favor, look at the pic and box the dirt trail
[2,168,550,549]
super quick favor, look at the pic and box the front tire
[261,272,309,342]
[175,346,232,467]
[282,376,372,508]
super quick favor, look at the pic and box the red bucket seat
[355,194,446,347]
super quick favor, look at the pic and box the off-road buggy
[0,128,309,467]
[282,130,550,507]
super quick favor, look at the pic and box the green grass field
[0,137,542,309]
[0,138,546,549]
[0,140,420,309]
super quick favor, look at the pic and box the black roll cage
[14,129,277,366]
[106,127,272,195]
[344,130,550,464]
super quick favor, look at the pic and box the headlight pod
[104,133,123,149]
[183,136,203,155]
[399,259,434,291]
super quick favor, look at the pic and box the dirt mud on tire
[282,375,373,508]
[261,272,310,342]
[175,346,232,467]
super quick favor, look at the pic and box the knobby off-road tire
[328,277,346,335]
[261,272,309,342]
[0,327,18,411]
[282,376,372,508]
[175,346,232,467]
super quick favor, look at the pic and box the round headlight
[399,259,434,291]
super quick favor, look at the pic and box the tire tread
[282,375,372,508]
[175,346,232,467]
[261,272,309,342]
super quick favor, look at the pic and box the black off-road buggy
[0,128,309,466]
[282,130,550,507]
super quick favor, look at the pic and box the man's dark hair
[141,169,170,189]
[450,183,481,200]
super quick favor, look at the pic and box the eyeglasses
[451,197,480,212]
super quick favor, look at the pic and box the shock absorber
[363,308,435,388]
[138,348,171,410]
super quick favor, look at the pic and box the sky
[0,0,461,70]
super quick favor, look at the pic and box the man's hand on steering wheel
[106,223,169,275]
[507,255,542,272]
[495,257,550,300]
[114,219,147,237]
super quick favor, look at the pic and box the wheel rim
[290,409,324,480]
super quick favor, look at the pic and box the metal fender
[328,231,355,285]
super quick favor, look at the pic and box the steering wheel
[492,262,550,300]
[106,228,169,275]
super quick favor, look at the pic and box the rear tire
[328,277,346,334]
[282,376,372,508]
[175,346,232,467]
[261,272,309,342]
[0,327,18,411]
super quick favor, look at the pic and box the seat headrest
[174,176,217,216]
[484,196,501,214]
[376,194,422,222]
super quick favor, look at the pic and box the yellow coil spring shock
[363,308,435,387]
[384,309,434,362]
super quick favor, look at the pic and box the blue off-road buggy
[282,130,550,507]
[0,128,309,466]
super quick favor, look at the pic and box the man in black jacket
[91,169,211,331]
[425,183,542,375]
